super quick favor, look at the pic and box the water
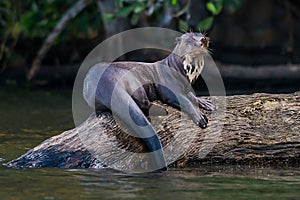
[0,166,300,200]
[0,87,300,199]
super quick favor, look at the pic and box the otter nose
[200,37,209,48]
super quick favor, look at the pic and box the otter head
[174,32,210,84]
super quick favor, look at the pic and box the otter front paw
[197,97,216,111]
[194,114,208,129]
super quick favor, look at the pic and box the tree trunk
[5,92,300,169]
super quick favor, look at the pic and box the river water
[0,87,299,199]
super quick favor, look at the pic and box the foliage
[0,0,245,70]
[2,0,101,39]
[103,0,244,31]
[0,0,101,70]
[0,0,22,65]
[197,0,244,30]
[0,0,246,42]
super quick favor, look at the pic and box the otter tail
[110,90,167,172]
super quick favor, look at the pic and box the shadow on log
[5,92,300,169]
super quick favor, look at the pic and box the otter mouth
[192,35,210,56]
[190,48,209,57]
[190,37,210,57]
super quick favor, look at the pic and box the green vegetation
[0,0,245,73]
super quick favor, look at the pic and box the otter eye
[192,35,199,41]
[190,36,200,46]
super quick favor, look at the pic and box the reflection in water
[2,165,300,200]
[75,167,300,200]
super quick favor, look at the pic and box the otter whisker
[207,48,214,55]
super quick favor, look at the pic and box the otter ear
[175,37,181,43]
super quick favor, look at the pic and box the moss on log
[5,92,300,169]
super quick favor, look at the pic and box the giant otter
[83,32,214,172]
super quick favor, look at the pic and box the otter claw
[198,118,208,129]
[203,114,208,123]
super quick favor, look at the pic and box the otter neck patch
[183,55,204,83]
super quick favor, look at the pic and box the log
[5,92,300,169]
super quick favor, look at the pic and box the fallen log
[5,92,300,169]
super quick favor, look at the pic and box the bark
[5,92,300,169]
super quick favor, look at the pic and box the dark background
[1,0,300,94]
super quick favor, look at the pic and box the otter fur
[83,32,214,171]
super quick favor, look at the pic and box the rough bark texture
[6,92,300,169]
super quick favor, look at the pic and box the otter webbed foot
[165,94,209,129]
[187,92,215,112]
[196,97,216,111]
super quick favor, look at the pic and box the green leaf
[197,17,214,30]
[19,11,37,31]
[215,1,223,15]
[178,19,189,32]
[171,0,177,6]
[130,13,139,25]
[116,5,135,17]
[206,2,217,14]
[103,13,114,19]
[134,3,147,13]
[206,1,223,15]
[102,13,114,20]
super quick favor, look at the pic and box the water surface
[0,87,299,199]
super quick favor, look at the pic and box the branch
[27,0,92,80]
